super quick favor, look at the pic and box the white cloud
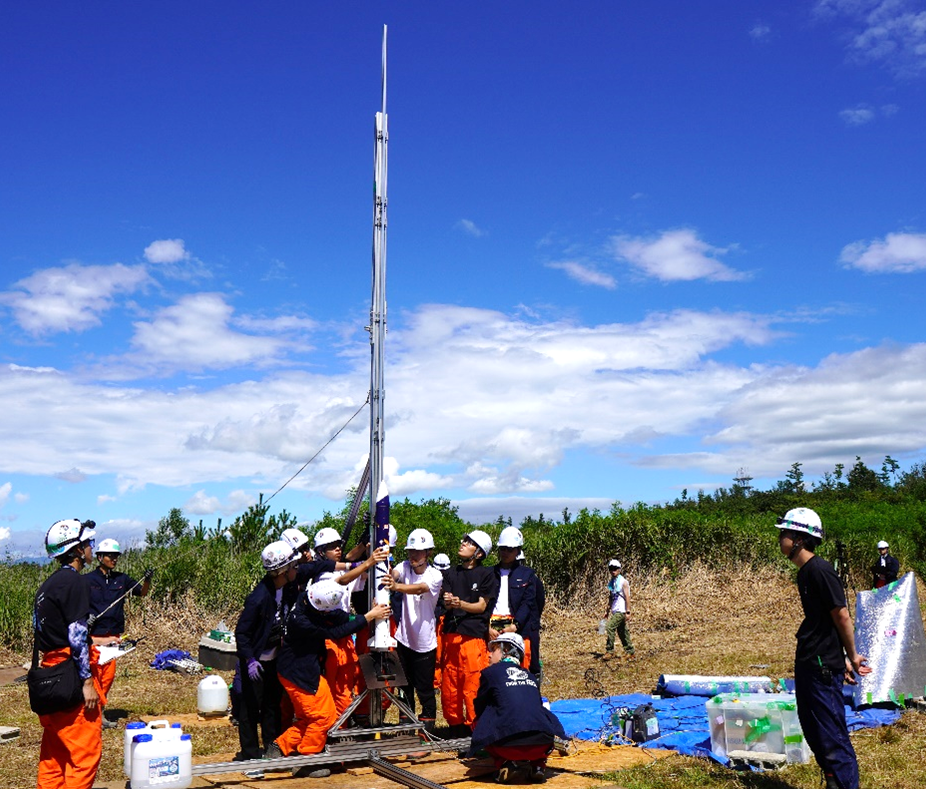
[0,526,10,542]
[817,0,926,76]
[750,23,772,40]
[185,490,221,515]
[469,474,554,495]
[14,493,29,504]
[698,343,926,476]
[55,468,87,483]
[142,239,210,281]
[456,219,486,238]
[453,496,615,525]
[0,263,150,335]
[0,304,778,500]
[97,494,116,505]
[381,457,454,497]
[0,482,10,507]
[185,488,256,516]
[840,232,926,272]
[144,239,189,264]
[546,261,616,289]
[839,105,876,125]
[5,299,926,508]
[612,229,747,282]
[839,103,899,124]
[127,293,293,373]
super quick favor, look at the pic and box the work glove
[143,567,154,581]
[247,659,263,681]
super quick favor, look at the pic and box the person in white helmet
[490,527,541,673]
[380,528,444,733]
[284,525,368,593]
[33,518,102,789]
[603,559,634,658]
[440,529,499,735]
[871,540,899,588]
[309,527,389,717]
[233,541,300,770]
[468,633,565,784]
[86,538,151,725]
[776,507,871,789]
[270,580,391,775]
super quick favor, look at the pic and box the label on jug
[148,755,180,783]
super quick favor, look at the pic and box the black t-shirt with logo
[795,555,848,672]
[441,564,498,639]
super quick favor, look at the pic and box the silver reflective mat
[853,572,926,707]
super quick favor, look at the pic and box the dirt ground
[1,564,923,789]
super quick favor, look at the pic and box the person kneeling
[468,633,565,784]
[271,579,390,777]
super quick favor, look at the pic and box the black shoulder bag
[27,638,85,716]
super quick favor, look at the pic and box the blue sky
[2,1,926,556]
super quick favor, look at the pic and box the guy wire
[263,395,370,506]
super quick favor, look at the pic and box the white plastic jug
[130,732,192,789]
[124,720,182,776]
[197,674,230,715]
[124,722,147,776]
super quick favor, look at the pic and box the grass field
[1,564,923,789]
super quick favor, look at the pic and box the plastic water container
[130,732,192,789]
[124,722,147,776]
[124,721,183,776]
[597,619,608,634]
[197,675,230,715]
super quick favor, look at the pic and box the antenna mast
[368,25,392,657]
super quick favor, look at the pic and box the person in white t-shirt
[380,528,443,733]
[603,559,634,658]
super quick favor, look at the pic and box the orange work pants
[98,659,117,700]
[276,676,337,756]
[324,636,358,716]
[440,633,488,728]
[433,619,444,688]
[37,647,105,789]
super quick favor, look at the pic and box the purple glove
[247,659,263,681]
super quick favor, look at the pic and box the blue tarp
[550,692,903,766]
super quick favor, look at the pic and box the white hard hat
[406,528,435,550]
[776,507,824,540]
[308,579,347,612]
[466,530,492,557]
[433,553,451,571]
[877,540,889,549]
[281,528,310,551]
[489,632,525,661]
[314,527,342,550]
[497,526,524,548]
[261,541,297,572]
[97,538,122,554]
[45,519,95,559]
[608,559,621,569]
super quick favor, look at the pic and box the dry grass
[1,566,925,789]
